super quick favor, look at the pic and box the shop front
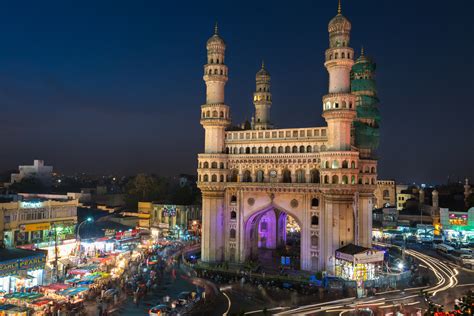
[335,244,384,281]
[0,249,47,293]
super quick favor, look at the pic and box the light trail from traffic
[274,247,459,315]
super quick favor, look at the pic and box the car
[419,234,433,244]
[391,234,405,246]
[407,235,418,243]
[435,243,455,255]
[149,304,171,316]
[432,235,443,245]
[176,291,192,305]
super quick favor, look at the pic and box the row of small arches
[226,145,327,155]
[322,160,357,169]
[208,58,222,64]
[206,68,227,76]
[324,100,353,110]
[321,175,376,185]
[328,51,351,60]
[254,95,271,101]
[199,161,226,169]
[235,169,320,183]
[201,110,228,119]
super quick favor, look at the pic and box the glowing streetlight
[397,262,404,270]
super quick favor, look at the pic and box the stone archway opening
[244,207,301,272]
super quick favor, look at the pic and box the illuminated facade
[8,159,53,186]
[138,202,201,237]
[374,180,396,208]
[197,3,380,272]
[0,198,77,248]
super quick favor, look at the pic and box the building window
[311,235,319,247]
[243,170,252,182]
[311,215,319,225]
[282,170,292,183]
[311,198,319,208]
[230,229,236,239]
[230,211,237,219]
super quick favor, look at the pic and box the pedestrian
[133,292,139,307]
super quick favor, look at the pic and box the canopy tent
[57,287,89,297]
[40,283,69,292]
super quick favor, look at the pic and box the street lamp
[76,217,93,258]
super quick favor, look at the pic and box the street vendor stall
[0,304,16,316]
[57,287,89,304]
[28,297,55,316]
[335,244,384,281]
[4,306,31,316]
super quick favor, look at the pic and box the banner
[0,254,46,277]
[19,223,51,232]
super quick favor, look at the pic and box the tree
[467,193,474,209]
[9,177,47,193]
[124,174,170,208]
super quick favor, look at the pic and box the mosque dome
[207,23,226,47]
[256,61,270,78]
[352,48,376,73]
[328,1,351,33]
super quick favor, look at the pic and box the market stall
[335,244,384,281]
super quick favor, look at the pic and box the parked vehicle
[407,235,418,243]
[392,234,405,246]
[419,234,433,244]
[149,304,171,316]
[432,235,443,245]
[435,243,455,255]
[460,256,474,269]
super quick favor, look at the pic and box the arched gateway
[197,2,380,273]
[244,205,302,270]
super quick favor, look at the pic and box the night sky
[1,0,472,184]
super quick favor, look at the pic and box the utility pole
[54,225,59,282]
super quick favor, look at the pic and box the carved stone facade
[197,5,379,273]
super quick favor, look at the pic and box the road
[261,245,474,315]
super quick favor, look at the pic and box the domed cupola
[256,61,270,80]
[328,0,352,48]
[207,23,226,48]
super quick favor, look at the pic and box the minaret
[253,61,273,130]
[198,24,230,263]
[419,188,425,207]
[200,23,231,153]
[322,0,356,151]
[465,178,471,206]
[351,47,380,158]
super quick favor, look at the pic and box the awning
[11,274,35,280]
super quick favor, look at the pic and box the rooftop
[0,248,46,262]
[336,243,369,255]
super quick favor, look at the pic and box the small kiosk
[335,244,384,281]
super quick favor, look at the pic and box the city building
[0,194,78,281]
[7,160,53,187]
[138,202,201,238]
[397,191,415,210]
[374,180,396,208]
[197,2,381,272]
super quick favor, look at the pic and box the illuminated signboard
[20,201,43,209]
[0,254,46,277]
[449,213,468,226]
[19,223,51,232]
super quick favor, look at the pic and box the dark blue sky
[1,0,472,184]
